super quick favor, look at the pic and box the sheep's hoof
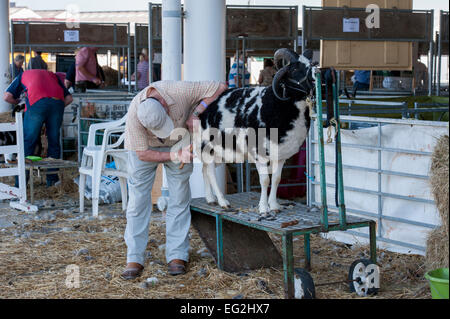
[258,213,270,221]
[269,201,282,213]
[258,215,277,221]
[218,199,230,209]
[259,212,270,219]
[281,202,296,207]
[267,211,278,220]
[207,201,218,206]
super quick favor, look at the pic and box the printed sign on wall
[343,18,360,32]
[64,30,80,42]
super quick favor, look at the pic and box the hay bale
[426,135,449,271]
[425,226,449,270]
[429,135,449,231]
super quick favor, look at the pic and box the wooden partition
[135,5,298,58]
[12,21,130,53]
[303,0,433,70]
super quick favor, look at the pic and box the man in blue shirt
[3,70,73,186]
[10,55,24,79]
[353,70,371,93]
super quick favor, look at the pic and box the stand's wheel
[348,259,380,297]
[294,268,316,299]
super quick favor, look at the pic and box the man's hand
[172,144,193,164]
[64,95,73,107]
[3,92,19,105]
[136,149,172,162]
[64,79,72,89]
[78,65,101,86]
[92,77,102,86]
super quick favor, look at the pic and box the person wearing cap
[121,80,228,280]
[11,55,24,79]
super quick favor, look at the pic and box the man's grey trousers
[124,149,193,266]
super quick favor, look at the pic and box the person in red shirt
[3,69,73,186]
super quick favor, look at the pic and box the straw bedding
[0,112,15,123]
[0,181,431,299]
[0,134,438,299]
[425,135,449,270]
[429,135,449,230]
[425,226,449,271]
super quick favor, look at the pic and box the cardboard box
[320,0,414,70]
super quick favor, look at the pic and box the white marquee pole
[158,0,182,210]
[162,0,182,81]
[184,0,227,198]
[0,0,11,112]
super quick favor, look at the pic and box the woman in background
[258,58,276,87]
[132,53,149,90]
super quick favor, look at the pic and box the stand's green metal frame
[190,71,377,299]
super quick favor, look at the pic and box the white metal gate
[0,112,37,212]
[307,116,448,255]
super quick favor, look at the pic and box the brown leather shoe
[121,262,144,280]
[168,259,186,276]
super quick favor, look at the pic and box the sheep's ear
[302,49,313,61]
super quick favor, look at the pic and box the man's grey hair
[14,55,25,63]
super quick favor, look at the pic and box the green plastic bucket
[425,268,449,299]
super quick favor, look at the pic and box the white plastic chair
[78,114,129,217]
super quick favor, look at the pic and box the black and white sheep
[194,48,316,216]
[0,128,17,163]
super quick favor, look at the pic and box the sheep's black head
[272,48,316,101]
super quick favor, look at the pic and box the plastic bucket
[425,268,449,299]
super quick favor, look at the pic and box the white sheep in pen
[194,48,317,217]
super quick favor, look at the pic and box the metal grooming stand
[190,71,377,299]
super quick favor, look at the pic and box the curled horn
[274,48,299,70]
[272,66,290,101]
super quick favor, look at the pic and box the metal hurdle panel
[0,113,37,212]
[77,98,132,163]
[62,91,136,161]
[307,115,448,254]
[412,102,449,121]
